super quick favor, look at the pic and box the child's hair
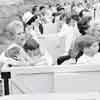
[23,39,40,52]
[75,35,98,52]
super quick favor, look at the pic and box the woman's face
[15,32,26,46]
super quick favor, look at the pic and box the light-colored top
[58,23,81,55]
[77,53,100,64]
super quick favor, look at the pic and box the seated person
[23,38,53,66]
[0,20,33,67]
[76,35,100,64]
[0,46,29,66]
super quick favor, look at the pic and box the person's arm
[39,48,53,66]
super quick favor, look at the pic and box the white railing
[1,64,100,95]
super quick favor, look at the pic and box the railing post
[1,72,11,95]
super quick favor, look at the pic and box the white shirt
[77,53,100,64]
[58,23,81,55]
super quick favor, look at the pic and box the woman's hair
[23,39,40,52]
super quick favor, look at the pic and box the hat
[22,11,34,24]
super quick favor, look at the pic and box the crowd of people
[0,0,100,67]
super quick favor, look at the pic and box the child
[23,38,53,66]
[76,35,100,64]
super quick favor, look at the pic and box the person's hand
[62,58,76,65]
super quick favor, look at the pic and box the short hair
[23,39,40,52]
[74,35,98,51]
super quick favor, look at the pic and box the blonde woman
[0,20,30,66]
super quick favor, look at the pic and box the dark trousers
[57,55,71,65]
